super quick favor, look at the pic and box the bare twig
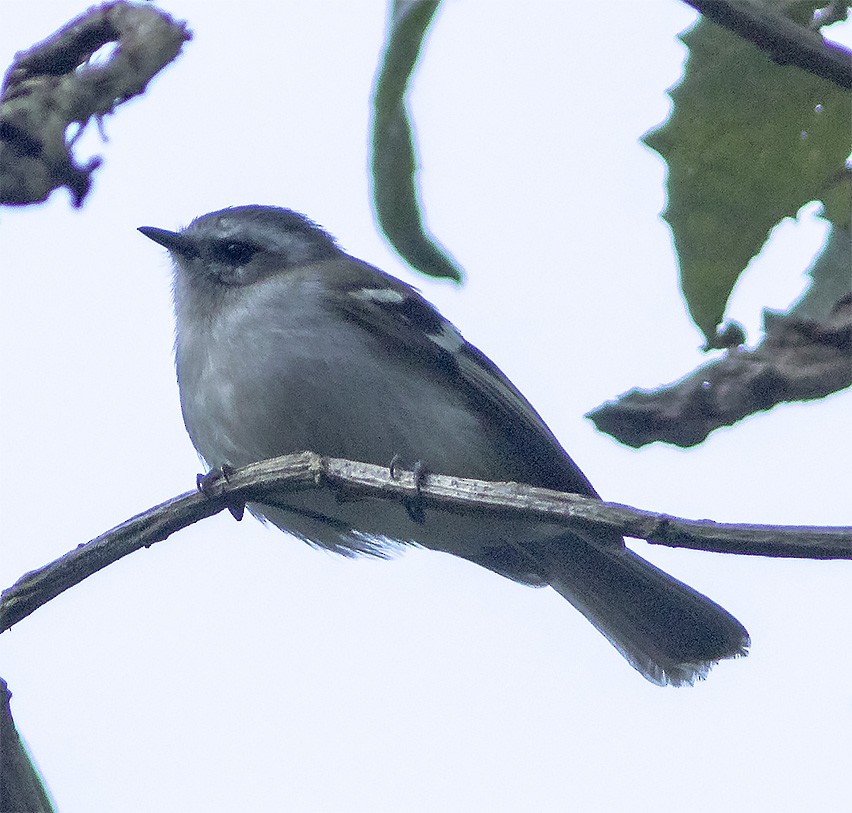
[682,0,852,88]
[588,294,852,448]
[2,452,849,633]
[0,1,190,206]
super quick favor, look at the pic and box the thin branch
[588,294,852,448]
[682,0,852,89]
[2,452,849,633]
[0,1,190,206]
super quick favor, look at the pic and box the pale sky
[1,2,850,811]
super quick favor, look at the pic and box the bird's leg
[407,460,431,524]
[389,456,430,524]
[196,464,245,521]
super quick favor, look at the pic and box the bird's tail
[539,538,749,686]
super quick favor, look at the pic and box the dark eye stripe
[213,241,256,265]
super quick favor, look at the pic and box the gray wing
[323,256,601,498]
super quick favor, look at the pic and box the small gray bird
[139,205,748,685]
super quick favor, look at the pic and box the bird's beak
[138,226,196,256]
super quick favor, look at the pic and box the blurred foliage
[371,2,850,345]
[644,3,851,344]
[790,222,852,320]
[1,678,54,813]
[371,0,462,282]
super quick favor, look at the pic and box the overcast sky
[1,2,850,811]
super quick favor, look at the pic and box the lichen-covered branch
[0,1,190,206]
[2,452,849,634]
[588,294,852,448]
[683,0,852,88]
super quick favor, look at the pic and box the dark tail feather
[541,539,749,686]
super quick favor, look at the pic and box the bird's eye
[215,240,256,265]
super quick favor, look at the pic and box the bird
[139,205,749,685]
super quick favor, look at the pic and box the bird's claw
[389,456,429,524]
[196,464,245,521]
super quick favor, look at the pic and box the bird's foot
[389,456,429,524]
[196,464,245,521]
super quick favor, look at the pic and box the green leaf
[1,678,55,812]
[819,165,852,229]
[371,0,462,282]
[643,12,852,344]
[789,223,852,321]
